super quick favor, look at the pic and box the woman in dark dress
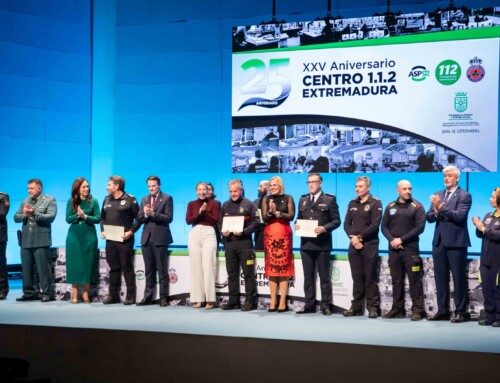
[472,187,500,326]
[262,176,295,312]
[65,178,100,303]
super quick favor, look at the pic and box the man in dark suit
[0,191,10,300]
[13,179,57,302]
[426,166,472,323]
[295,173,341,315]
[136,175,173,307]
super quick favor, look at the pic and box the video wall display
[232,6,500,173]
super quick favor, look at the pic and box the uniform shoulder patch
[389,202,395,207]
[300,193,309,198]
[127,194,135,198]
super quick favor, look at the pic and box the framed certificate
[221,216,244,233]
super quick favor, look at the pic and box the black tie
[310,194,314,203]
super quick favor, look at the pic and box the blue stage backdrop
[0,0,499,264]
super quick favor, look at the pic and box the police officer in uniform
[295,173,340,315]
[14,179,57,302]
[219,179,260,311]
[343,176,383,318]
[100,176,140,305]
[0,191,10,300]
[381,180,426,321]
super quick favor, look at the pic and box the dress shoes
[221,302,241,310]
[427,313,450,321]
[342,308,363,317]
[41,295,54,303]
[241,302,257,312]
[159,298,168,307]
[478,319,493,326]
[136,298,153,306]
[368,308,379,319]
[16,295,40,302]
[0,290,8,300]
[322,307,332,316]
[451,314,468,323]
[411,312,423,321]
[123,295,136,305]
[492,321,500,327]
[296,306,316,314]
[102,296,121,305]
[382,308,405,319]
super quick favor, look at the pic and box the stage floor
[2,280,500,355]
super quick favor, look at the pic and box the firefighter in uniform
[295,173,341,315]
[0,191,10,300]
[100,176,140,305]
[343,176,383,318]
[219,179,260,311]
[381,180,426,321]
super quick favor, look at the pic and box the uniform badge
[303,201,306,206]
[485,218,492,224]
[120,200,126,206]
[389,208,397,215]
[239,207,244,213]
[495,221,499,226]
[364,205,370,212]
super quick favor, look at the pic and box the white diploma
[103,225,125,242]
[257,209,264,224]
[222,216,244,233]
[295,219,319,238]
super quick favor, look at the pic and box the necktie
[151,195,156,209]
[444,191,451,202]
[310,194,315,203]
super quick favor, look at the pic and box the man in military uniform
[100,176,140,305]
[0,191,10,300]
[14,179,57,302]
[219,179,260,311]
[343,176,383,318]
[381,180,426,321]
[253,180,269,251]
[295,173,340,315]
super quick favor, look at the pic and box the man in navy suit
[426,166,471,323]
[137,176,174,307]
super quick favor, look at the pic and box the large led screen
[232,7,500,174]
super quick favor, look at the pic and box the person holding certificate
[219,179,259,311]
[100,176,140,305]
[294,173,340,315]
[65,178,100,304]
[262,176,295,312]
[186,182,220,309]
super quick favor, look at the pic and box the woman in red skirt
[262,176,295,312]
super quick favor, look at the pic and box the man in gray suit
[136,176,173,307]
[14,179,57,302]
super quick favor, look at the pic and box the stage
[1,280,500,382]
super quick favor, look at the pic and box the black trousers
[300,250,332,309]
[0,242,8,292]
[388,249,423,313]
[480,264,500,322]
[225,239,257,304]
[348,243,380,312]
[432,243,468,315]
[106,239,135,298]
[20,247,52,297]
[141,243,169,300]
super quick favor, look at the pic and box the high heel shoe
[70,297,79,304]
[268,306,277,312]
[82,293,90,304]
[193,302,202,308]
[277,306,289,313]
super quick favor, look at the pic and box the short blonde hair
[269,176,285,194]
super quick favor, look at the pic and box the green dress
[65,198,100,284]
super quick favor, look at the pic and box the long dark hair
[71,177,91,212]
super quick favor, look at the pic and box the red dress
[264,194,295,277]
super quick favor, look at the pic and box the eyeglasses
[307,181,321,184]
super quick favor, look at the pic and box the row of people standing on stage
[3,168,500,328]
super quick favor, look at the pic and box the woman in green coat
[65,177,100,303]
